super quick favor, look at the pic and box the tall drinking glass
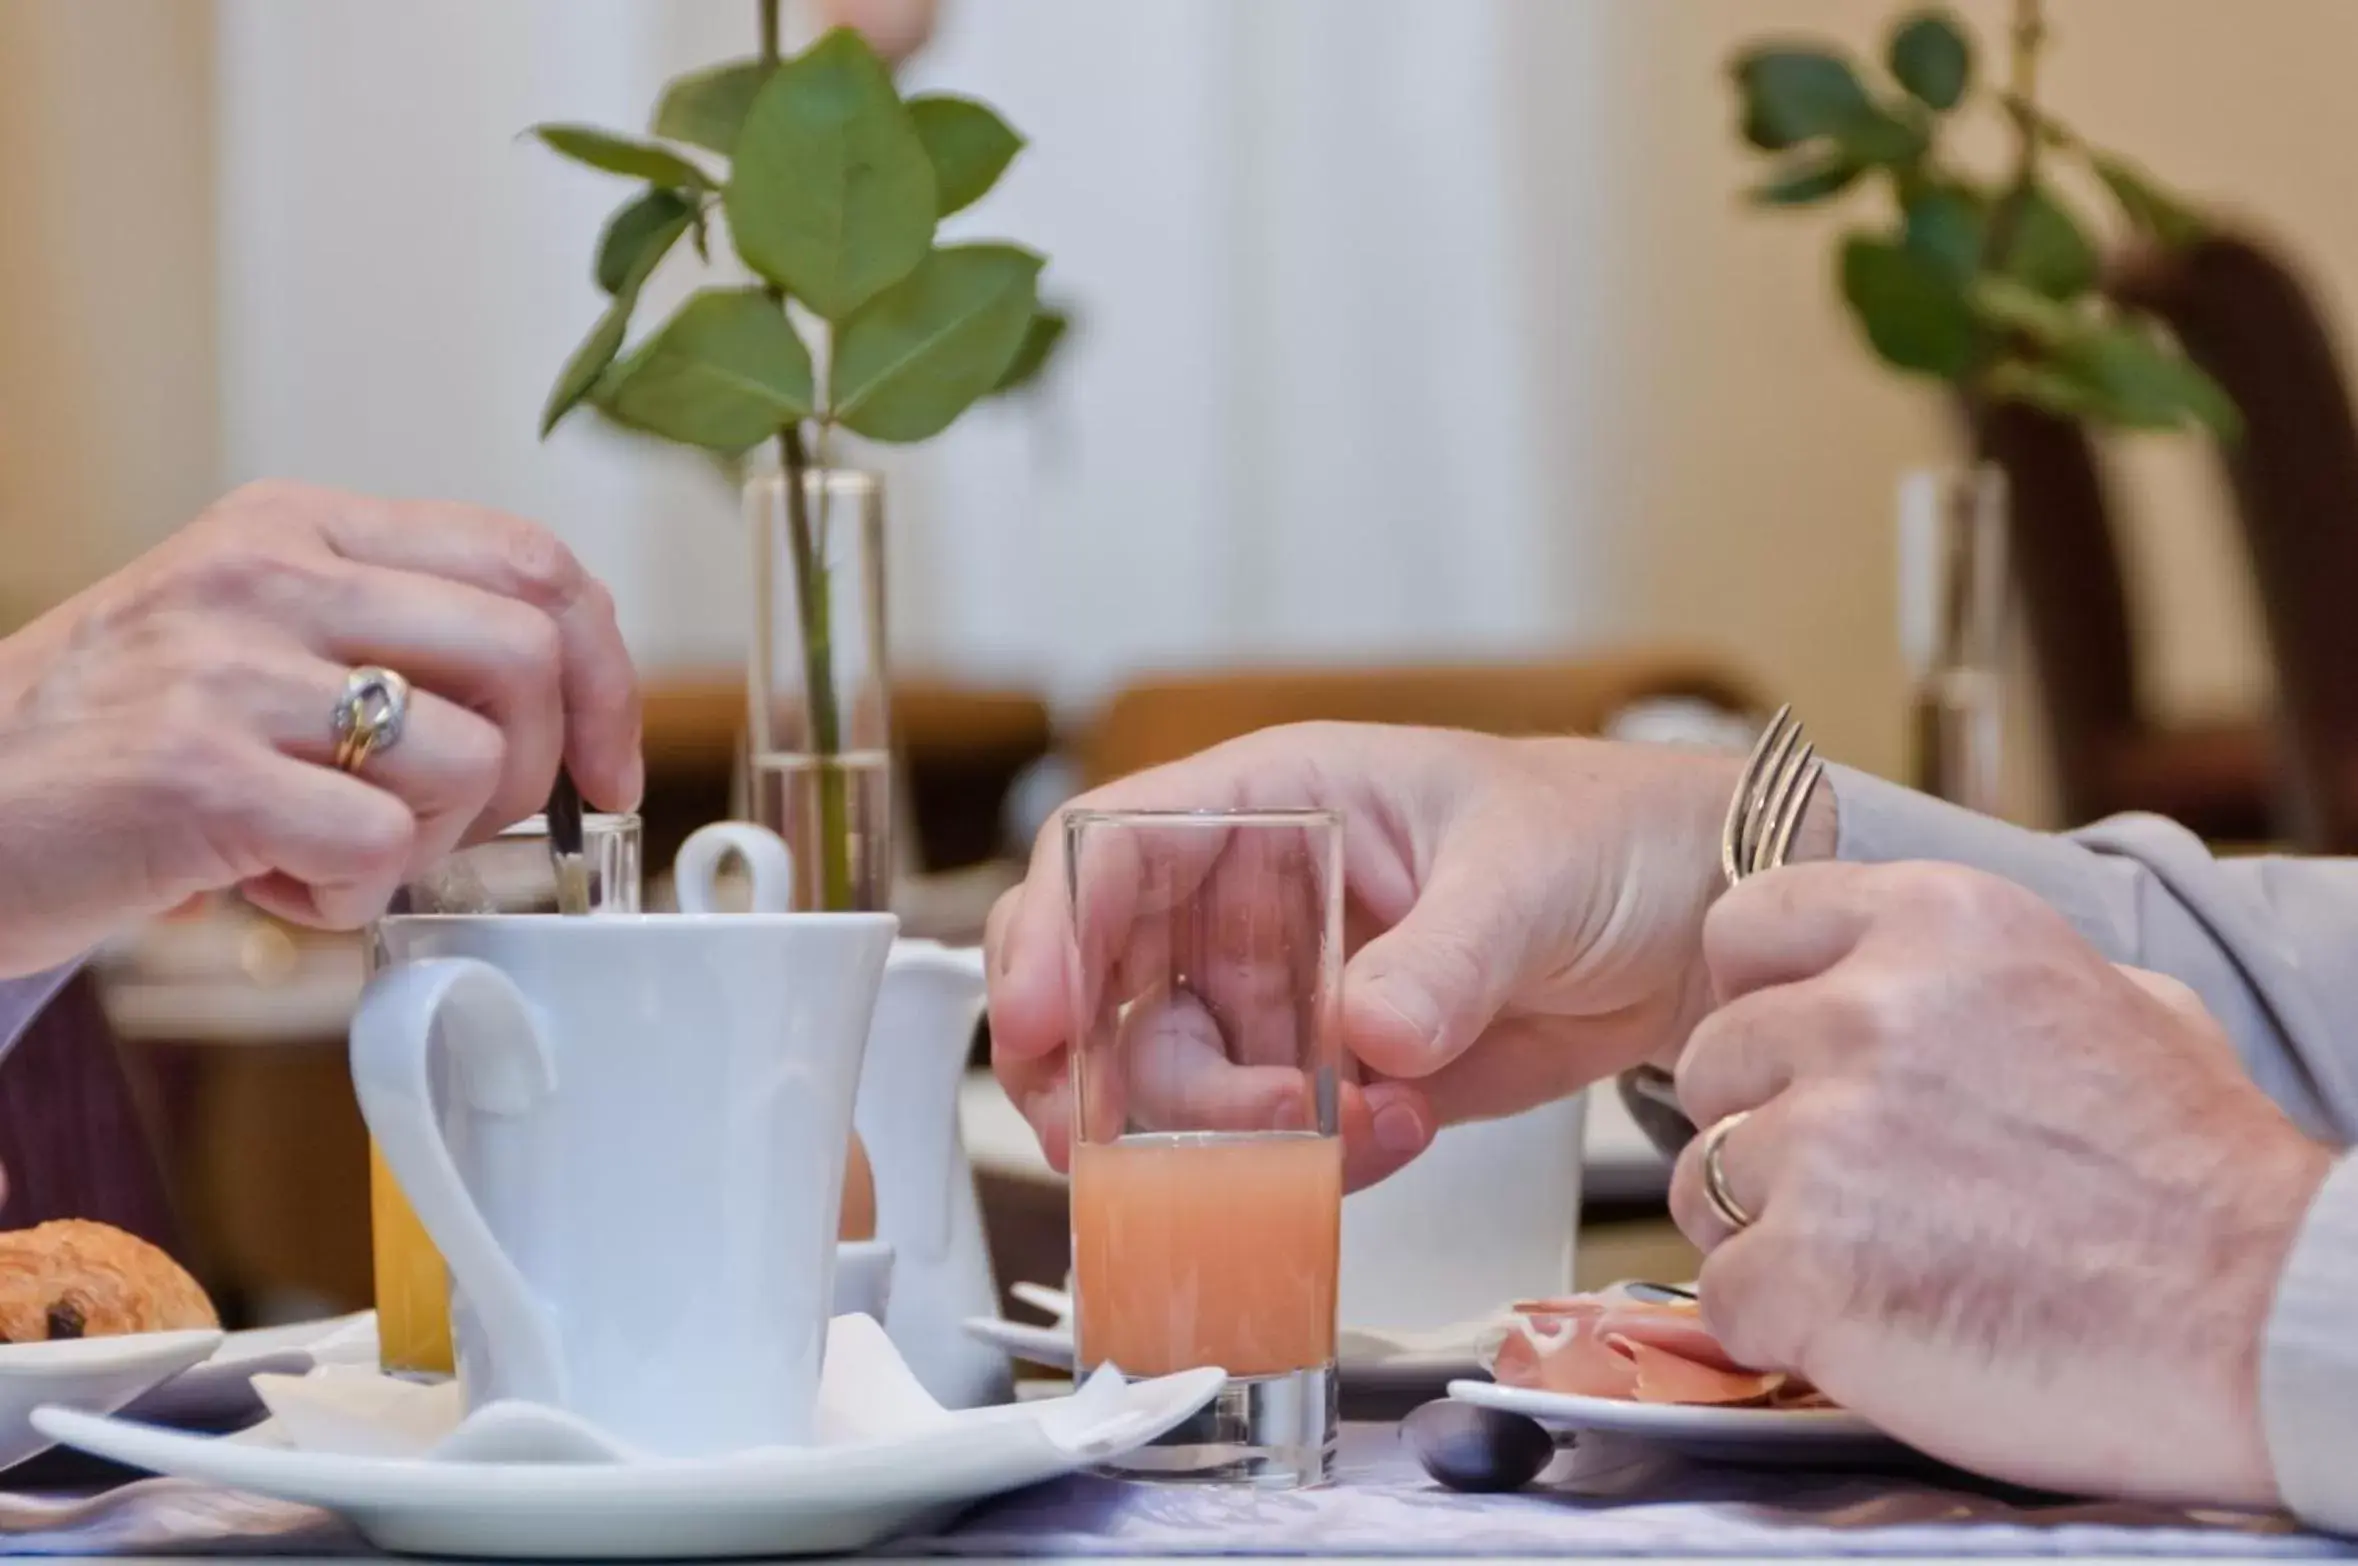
[1064,808,1343,1488]
[366,812,642,1375]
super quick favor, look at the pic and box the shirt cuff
[1828,764,2147,951]
[2262,1152,2358,1535]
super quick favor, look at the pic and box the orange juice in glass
[366,813,642,1374]
[1065,807,1343,1488]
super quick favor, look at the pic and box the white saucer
[124,1312,378,1426]
[0,1330,222,1472]
[964,1303,1489,1394]
[37,1359,1226,1558]
[1446,1378,1901,1465]
[0,1312,382,1473]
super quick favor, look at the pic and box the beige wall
[1594,0,2336,800]
[0,0,220,627]
[5,0,2353,822]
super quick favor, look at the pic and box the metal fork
[1620,704,1825,1153]
[1718,703,1826,888]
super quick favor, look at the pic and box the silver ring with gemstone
[332,666,411,775]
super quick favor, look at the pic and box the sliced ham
[1481,1285,1828,1408]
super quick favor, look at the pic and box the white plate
[35,1365,1226,1559]
[0,1330,223,1472]
[1446,1378,1902,1465]
[963,1311,1489,1394]
[123,1312,379,1427]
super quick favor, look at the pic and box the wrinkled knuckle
[495,524,586,610]
[1895,861,2015,930]
[348,802,418,882]
[173,541,324,621]
[141,715,246,810]
[1824,964,1918,1049]
[1409,924,1493,1014]
[1673,1018,1736,1125]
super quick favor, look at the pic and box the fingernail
[623,751,646,811]
[1368,983,1443,1047]
[1374,1100,1427,1156]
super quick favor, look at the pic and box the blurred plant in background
[1731,0,2239,444]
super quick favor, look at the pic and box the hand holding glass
[1065,808,1343,1487]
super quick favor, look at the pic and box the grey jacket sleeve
[1828,765,2358,1532]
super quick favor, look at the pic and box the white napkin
[247,1313,936,1464]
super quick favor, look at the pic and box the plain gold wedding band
[1701,1109,1756,1233]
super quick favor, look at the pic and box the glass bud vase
[746,465,893,911]
[1898,464,2009,815]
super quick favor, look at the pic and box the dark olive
[45,1300,87,1340]
[1402,1399,1557,1493]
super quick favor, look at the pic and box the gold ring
[331,666,411,776]
[1701,1109,1756,1232]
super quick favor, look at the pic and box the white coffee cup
[352,877,896,1456]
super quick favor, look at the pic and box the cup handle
[349,957,565,1406]
[675,821,796,914]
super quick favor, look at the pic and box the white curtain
[213,0,1616,704]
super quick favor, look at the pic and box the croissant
[0,1220,218,1341]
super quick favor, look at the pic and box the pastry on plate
[0,1220,218,1341]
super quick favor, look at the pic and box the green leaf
[909,94,1024,217]
[1887,10,1972,111]
[2091,154,2205,250]
[541,293,635,438]
[594,188,694,296]
[1982,357,2109,422]
[1902,185,1983,282]
[832,244,1044,441]
[532,124,712,191]
[2057,321,2241,440]
[992,305,1069,394]
[595,287,815,452]
[1839,233,1977,378]
[1749,151,1862,206]
[653,58,776,155]
[1834,108,1929,167]
[2002,186,2099,298]
[1732,47,1874,151]
[1968,275,2085,348]
[726,28,938,320]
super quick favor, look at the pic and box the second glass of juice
[1064,807,1343,1488]
[366,811,642,1375]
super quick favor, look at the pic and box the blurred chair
[1079,651,1761,788]
[2115,234,2358,851]
[1971,400,2276,841]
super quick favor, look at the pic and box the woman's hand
[0,481,641,973]
[987,722,1774,1190]
[1670,860,2329,1506]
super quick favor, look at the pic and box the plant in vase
[533,4,1061,910]
[1728,0,2240,808]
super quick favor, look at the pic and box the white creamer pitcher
[676,825,1008,1408]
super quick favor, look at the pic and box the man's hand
[0,481,641,973]
[987,723,1769,1190]
[1671,860,2331,1507]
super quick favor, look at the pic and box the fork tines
[1718,703,1826,889]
